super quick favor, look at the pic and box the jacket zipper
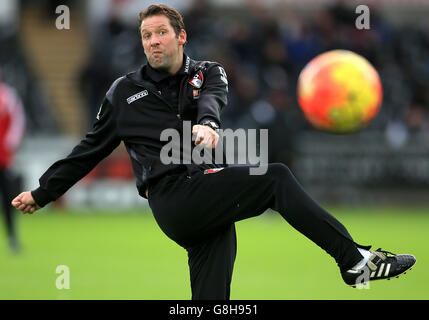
[178,76,187,119]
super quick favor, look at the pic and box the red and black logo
[188,71,204,88]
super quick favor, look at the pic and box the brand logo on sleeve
[218,66,228,84]
[127,90,148,104]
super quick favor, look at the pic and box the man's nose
[150,35,161,46]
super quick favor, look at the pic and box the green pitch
[1,206,428,299]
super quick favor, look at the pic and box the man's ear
[178,29,187,46]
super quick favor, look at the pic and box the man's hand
[192,124,219,148]
[11,191,41,214]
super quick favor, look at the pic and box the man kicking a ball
[12,5,416,299]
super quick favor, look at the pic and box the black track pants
[148,163,366,300]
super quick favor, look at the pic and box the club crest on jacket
[189,71,204,88]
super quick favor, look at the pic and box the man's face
[140,14,186,73]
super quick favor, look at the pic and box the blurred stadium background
[1,0,429,300]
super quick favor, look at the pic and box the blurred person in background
[11,4,417,299]
[0,68,25,253]
[80,0,144,128]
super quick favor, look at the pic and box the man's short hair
[138,4,185,37]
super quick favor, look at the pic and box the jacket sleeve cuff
[199,117,220,127]
[31,187,55,208]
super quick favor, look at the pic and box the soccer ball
[297,50,383,133]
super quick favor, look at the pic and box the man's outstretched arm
[12,96,121,213]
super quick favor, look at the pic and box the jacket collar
[127,53,192,85]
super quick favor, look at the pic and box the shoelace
[374,248,396,257]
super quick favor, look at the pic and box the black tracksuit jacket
[31,54,228,207]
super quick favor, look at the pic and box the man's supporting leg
[186,224,237,300]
